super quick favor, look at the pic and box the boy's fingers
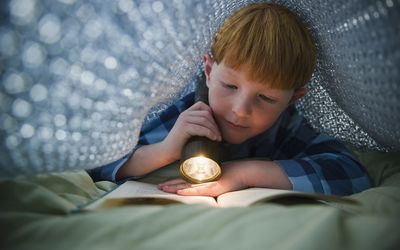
[177,182,220,197]
[177,187,204,196]
[180,103,222,141]
[160,183,191,193]
[188,101,212,112]
[178,109,221,141]
[158,178,187,187]
[186,110,219,132]
[186,125,221,141]
[187,110,215,125]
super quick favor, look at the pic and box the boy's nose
[231,96,252,117]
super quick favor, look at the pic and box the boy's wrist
[221,161,253,190]
[236,160,292,190]
[159,139,181,163]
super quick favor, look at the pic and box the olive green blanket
[1,151,399,250]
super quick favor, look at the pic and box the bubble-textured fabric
[1,0,399,177]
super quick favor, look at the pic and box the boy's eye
[259,94,277,104]
[223,83,237,90]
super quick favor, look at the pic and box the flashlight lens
[181,156,220,182]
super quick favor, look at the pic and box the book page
[85,181,217,210]
[216,188,357,208]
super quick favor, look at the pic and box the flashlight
[179,72,222,184]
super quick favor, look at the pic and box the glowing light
[181,156,221,182]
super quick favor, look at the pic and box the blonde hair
[211,3,316,90]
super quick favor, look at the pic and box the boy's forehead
[214,61,294,94]
[214,60,295,92]
[215,61,268,85]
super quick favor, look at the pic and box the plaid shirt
[88,92,371,195]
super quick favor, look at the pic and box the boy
[88,3,371,197]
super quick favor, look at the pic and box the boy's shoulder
[276,105,305,129]
[177,92,196,111]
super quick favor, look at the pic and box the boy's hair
[211,3,316,90]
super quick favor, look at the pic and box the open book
[84,180,358,210]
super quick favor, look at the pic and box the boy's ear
[203,54,214,84]
[288,87,307,105]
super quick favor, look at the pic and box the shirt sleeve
[86,148,140,183]
[87,93,195,183]
[272,107,372,196]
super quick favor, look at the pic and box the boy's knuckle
[200,116,207,124]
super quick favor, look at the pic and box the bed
[1,149,399,250]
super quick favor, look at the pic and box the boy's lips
[225,119,248,129]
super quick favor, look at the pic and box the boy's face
[204,55,305,144]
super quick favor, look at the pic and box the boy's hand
[158,160,292,197]
[162,101,222,161]
[158,162,248,197]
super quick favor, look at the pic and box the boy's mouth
[226,120,248,129]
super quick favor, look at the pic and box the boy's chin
[221,135,249,145]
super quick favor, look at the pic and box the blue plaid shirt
[88,92,372,195]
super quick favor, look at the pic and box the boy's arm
[274,136,372,195]
[87,93,195,183]
[86,124,175,183]
[160,140,371,197]
[116,141,178,178]
[161,108,372,197]
[117,101,221,178]
[87,93,222,183]
[269,108,372,195]
[159,160,291,197]
[87,139,180,183]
